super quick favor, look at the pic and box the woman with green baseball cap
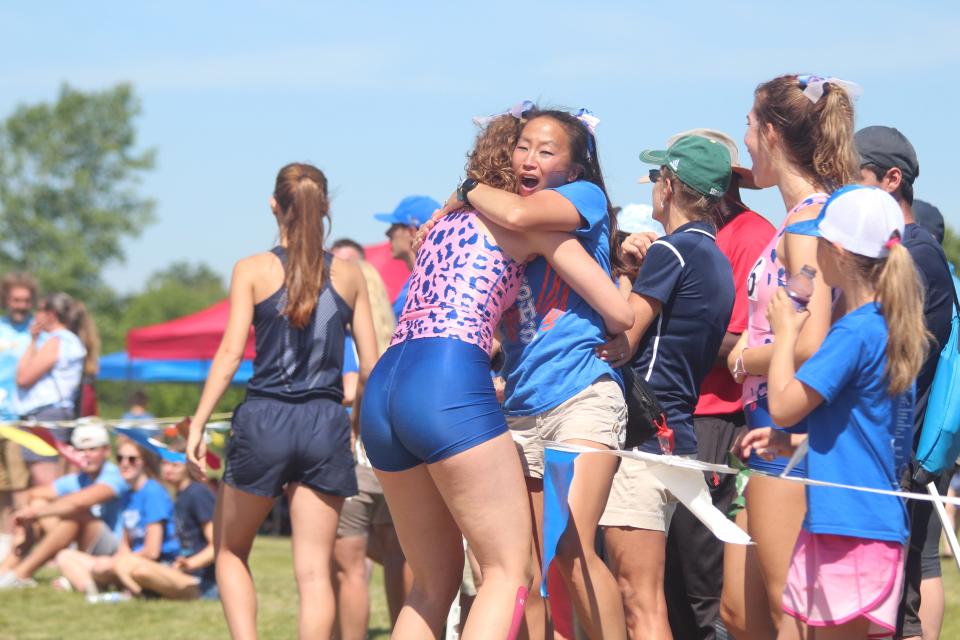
[596,135,737,638]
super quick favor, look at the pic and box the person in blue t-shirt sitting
[111,439,217,600]
[0,424,129,589]
[741,186,927,638]
[595,135,735,638]
[55,438,179,595]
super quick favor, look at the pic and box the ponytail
[272,163,330,329]
[875,243,930,394]
[812,87,859,188]
[69,301,100,376]
[754,74,859,192]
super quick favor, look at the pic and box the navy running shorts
[223,396,357,498]
[745,396,807,477]
[360,337,507,472]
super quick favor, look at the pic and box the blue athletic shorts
[223,396,357,498]
[360,337,507,472]
[744,396,807,477]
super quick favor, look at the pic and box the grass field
[0,535,958,639]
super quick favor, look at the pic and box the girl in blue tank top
[426,107,630,639]
[186,163,379,639]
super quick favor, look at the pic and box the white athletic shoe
[0,570,37,589]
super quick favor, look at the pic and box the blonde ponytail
[813,87,859,188]
[876,243,930,394]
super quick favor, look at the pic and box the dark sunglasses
[118,455,141,465]
[648,169,662,183]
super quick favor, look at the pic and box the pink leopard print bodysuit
[391,210,524,356]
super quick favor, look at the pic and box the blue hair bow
[472,100,536,127]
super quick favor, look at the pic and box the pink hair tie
[884,235,901,250]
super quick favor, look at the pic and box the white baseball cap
[71,424,110,449]
[785,186,905,258]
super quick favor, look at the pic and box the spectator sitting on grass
[54,437,179,596]
[0,424,129,589]
[111,439,217,600]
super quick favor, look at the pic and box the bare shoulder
[329,256,363,304]
[787,203,823,223]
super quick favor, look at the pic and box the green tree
[97,261,239,419]
[0,83,155,304]
[100,261,227,353]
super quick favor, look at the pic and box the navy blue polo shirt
[903,222,954,435]
[630,220,735,455]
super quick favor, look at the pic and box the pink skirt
[782,530,905,638]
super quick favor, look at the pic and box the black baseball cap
[913,199,945,244]
[854,126,919,184]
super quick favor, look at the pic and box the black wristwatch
[457,178,479,206]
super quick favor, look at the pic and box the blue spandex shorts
[745,396,807,477]
[360,337,507,472]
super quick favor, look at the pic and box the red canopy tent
[126,241,410,360]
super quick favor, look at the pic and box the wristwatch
[457,178,479,206]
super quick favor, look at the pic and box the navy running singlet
[246,248,352,403]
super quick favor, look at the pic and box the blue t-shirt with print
[0,316,32,419]
[175,482,215,582]
[630,221,734,455]
[500,180,621,416]
[121,478,180,560]
[795,303,912,544]
[53,462,130,538]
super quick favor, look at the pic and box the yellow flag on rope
[0,425,59,457]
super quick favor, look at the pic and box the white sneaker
[0,570,37,589]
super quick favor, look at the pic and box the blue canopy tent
[98,351,253,384]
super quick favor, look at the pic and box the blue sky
[2,1,958,292]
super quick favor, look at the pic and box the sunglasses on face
[648,169,662,184]
[118,455,141,465]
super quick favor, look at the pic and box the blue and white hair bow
[574,108,600,156]
[574,108,600,137]
[797,75,863,103]
[472,100,536,127]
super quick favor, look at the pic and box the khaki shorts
[599,455,695,532]
[337,465,393,538]
[508,376,626,480]
[0,438,29,491]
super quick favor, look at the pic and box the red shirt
[694,208,775,416]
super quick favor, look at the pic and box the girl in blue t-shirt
[424,107,629,639]
[55,438,180,595]
[740,186,928,639]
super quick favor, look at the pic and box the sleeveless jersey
[743,193,828,405]
[247,248,352,403]
[391,210,524,356]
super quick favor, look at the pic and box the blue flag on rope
[541,447,579,597]
[114,427,186,463]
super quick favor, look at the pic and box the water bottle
[86,591,132,604]
[786,265,817,311]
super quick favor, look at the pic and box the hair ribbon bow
[472,100,535,126]
[574,108,600,137]
[797,75,863,103]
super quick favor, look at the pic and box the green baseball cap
[639,135,732,197]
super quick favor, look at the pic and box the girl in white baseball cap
[740,185,929,638]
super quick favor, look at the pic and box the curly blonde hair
[465,115,524,191]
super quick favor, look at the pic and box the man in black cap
[857,126,954,640]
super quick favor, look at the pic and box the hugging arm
[532,232,634,334]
